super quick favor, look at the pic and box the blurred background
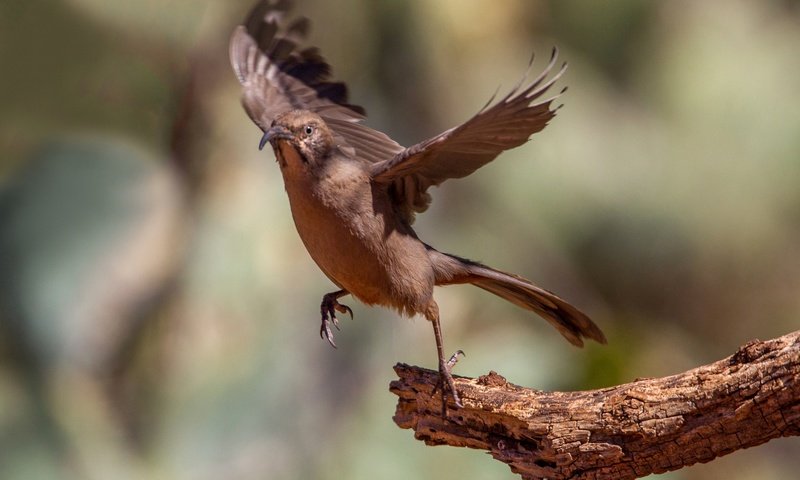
[1,0,799,478]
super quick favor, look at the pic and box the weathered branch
[390,330,800,479]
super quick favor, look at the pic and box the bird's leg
[320,289,352,348]
[425,301,463,415]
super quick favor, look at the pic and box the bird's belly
[277,141,434,315]
[283,182,433,315]
[285,183,391,305]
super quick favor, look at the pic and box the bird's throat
[276,142,311,179]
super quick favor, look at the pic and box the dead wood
[390,330,800,479]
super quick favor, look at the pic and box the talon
[432,350,465,416]
[435,366,463,416]
[320,290,351,349]
[447,350,465,370]
[335,303,353,319]
[320,314,337,348]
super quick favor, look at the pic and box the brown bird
[229,0,606,408]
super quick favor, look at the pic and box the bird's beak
[259,125,293,151]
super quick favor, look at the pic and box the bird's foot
[319,292,353,348]
[446,349,465,371]
[432,350,466,416]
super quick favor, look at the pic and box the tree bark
[390,330,800,479]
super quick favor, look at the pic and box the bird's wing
[229,0,403,161]
[369,49,566,221]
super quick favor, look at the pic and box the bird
[229,0,606,409]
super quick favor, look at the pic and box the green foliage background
[1,1,799,478]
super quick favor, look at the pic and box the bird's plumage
[369,51,567,215]
[230,0,606,408]
[229,0,367,123]
[230,0,568,224]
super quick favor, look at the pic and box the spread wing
[370,49,567,221]
[229,0,403,161]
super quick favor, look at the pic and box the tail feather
[430,249,606,347]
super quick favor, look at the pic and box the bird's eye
[304,125,314,136]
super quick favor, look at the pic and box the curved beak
[258,125,293,151]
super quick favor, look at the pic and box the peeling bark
[390,330,800,479]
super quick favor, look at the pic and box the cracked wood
[390,330,800,479]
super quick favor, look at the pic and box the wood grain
[390,331,800,479]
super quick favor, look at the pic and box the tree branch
[390,330,800,479]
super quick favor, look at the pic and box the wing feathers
[325,118,404,161]
[229,0,366,131]
[231,2,567,226]
[369,48,566,223]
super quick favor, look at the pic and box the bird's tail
[431,249,606,347]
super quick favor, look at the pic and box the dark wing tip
[237,0,366,116]
[287,17,310,37]
[559,303,607,347]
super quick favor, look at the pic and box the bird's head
[259,110,335,164]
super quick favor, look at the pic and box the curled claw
[432,368,463,415]
[432,349,466,415]
[447,350,465,370]
[320,313,338,349]
[319,290,352,349]
[335,303,353,319]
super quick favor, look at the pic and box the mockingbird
[229,0,606,409]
